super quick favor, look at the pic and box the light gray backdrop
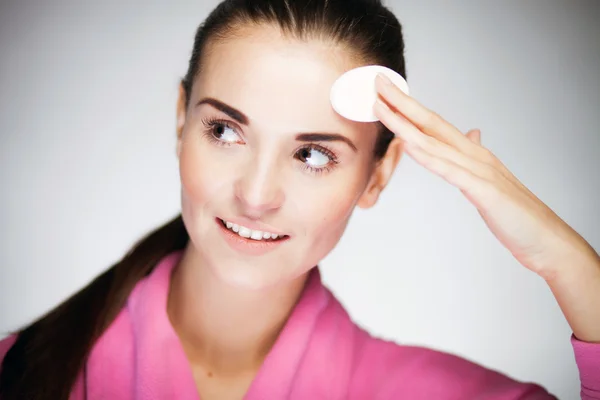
[1,1,598,399]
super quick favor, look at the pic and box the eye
[211,122,240,143]
[295,145,338,172]
[201,117,243,145]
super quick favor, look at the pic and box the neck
[167,244,309,377]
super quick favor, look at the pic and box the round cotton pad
[330,65,409,123]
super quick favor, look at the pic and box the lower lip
[216,218,288,256]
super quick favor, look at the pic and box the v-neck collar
[126,251,330,399]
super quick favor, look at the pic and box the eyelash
[199,117,340,175]
[296,144,339,175]
[200,116,240,147]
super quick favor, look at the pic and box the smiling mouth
[217,218,289,242]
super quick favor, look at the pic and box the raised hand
[373,73,595,282]
[372,73,600,342]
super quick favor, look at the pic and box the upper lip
[219,217,289,237]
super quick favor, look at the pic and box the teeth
[239,227,251,238]
[222,219,282,241]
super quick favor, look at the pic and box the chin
[208,258,303,291]
[215,262,274,290]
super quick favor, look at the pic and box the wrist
[540,235,600,284]
[542,240,600,342]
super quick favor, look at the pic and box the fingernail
[376,73,393,86]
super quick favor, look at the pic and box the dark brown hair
[0,1,406,398]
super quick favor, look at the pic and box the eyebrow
[196,97,357,152]
[196,97,249,125]
[295,133,357,152]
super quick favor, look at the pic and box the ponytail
[0,215,188,399]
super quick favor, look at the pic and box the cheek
[293,177,364,247]
[179,135,232,207]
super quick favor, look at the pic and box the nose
[234,156,285,218]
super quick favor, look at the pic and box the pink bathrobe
[1,251,599,399]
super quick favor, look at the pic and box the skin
[373,74,600,344]
[167,21,600,400]
[167,24,401,399]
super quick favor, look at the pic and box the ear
[357,137,404,209]
[176,82,187,158]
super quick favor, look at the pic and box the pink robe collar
[2,250,595,398]
[84,250,347,399]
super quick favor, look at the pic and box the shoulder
[312,285,552,398]
[0,334,18,370]
[0,335,17,358]
[349,333,553,399]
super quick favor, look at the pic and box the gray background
[1,1,599,398]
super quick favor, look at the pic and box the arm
[547,241,600,399]
[572,334,600,399]
[544,240,600,343]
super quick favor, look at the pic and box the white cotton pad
[330,65,409,123]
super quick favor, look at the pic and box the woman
[1,0,599,399]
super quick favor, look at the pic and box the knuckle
[480,163,499,180]
[420,135,437,149]
[477,147,501,167]
[425,112,443,126]
[412,135,430,151]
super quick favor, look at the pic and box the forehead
[193,24,378,140]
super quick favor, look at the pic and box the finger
[466,129,481,145]
[404,142,493,201]
[374,100,494,181]
[375,74,484,157]
[374,99,424,144]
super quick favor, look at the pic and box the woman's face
[176,24,400,289]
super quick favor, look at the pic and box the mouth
[217,218,290,242]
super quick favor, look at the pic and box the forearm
[544,239,600,343]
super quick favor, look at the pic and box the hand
[373,73,594,281]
